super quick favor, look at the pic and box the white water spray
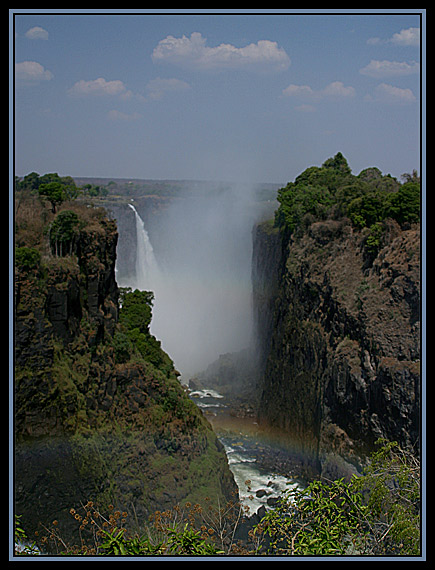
[128,203,160,291]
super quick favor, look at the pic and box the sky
[12,9,424,184]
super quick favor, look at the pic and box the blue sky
[12,9,424,184]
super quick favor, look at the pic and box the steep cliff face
[14,197,237,545]
[253,217,420,475]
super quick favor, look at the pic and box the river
[188,388,303,516]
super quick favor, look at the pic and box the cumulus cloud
[282,84,314,98]
[366,83,416,104]
[25,26,49,40]
[360,59,420,78]
[367,26,420,47]
[146,77,191,100]
[322,81,356,98]
[68,77,132,98]
[282,81,355,100]
[152,31,290,71]
[15,61,53,83]
[391,27,420,46]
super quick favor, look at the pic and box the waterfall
[128,203,160,291]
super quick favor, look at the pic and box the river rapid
[188,388,303,517]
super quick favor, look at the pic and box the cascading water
[128,203,160,292]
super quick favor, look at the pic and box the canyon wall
[14,200,237,545]
[252,217,420,476]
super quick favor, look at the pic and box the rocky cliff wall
[14,201,237,546]
[253,218,420,476]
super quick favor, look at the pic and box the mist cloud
[140,184,260,378]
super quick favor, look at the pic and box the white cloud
[15,61,53,83]
[367,27,420,47]
[152,32,290,71]
[391,27,420,47]
[68,77,132,98]
[360,59,419,78]
[322,81,355,98]
[282,81,355,100]
[25,26,49,40]
[146,77,191,100]
[366,83,416,104]
[282,84,314,97]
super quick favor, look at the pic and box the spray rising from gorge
[116,184,273,379]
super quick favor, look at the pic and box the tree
[19,171,41,191]
[38,181,66,213]
[384,182,420,226]
[118,288,154,335]
[347,192,385,228]
[322,152,352,175]
[49,210,80,256]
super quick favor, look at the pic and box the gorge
[14,155,421,552]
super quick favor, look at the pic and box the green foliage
[118,288,154,335]
[352,439,420,555]
[16,172,80,213]
[348,192,385,228]
[14,515,40,556]
[275,153,353,235]
[116,288,173,373]
[322,151,352,175]
[275,153,420,239]
[365,222,384,256]
[255,439,420,556]
[15,246,41,271]
[39,181,66,213]
[383,182,420,226]
[164,524,223,555]
[257,478,369,555]
[81,183,109,198]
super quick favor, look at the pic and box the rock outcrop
[14,198,237,546]
[252,217,420,476]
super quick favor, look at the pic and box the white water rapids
[189,388,301,515]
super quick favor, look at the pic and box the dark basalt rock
[252,219,420,475]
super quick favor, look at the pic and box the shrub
[254,439,420,556]
[15,246,41,271]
